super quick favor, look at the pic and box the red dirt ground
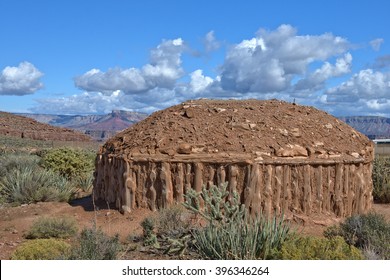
[1,197,389,260]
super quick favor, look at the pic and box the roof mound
[102,99,373,162]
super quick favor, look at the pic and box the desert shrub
[72,171,94,193]
[40,147,95,179]
[141,217,159,248]
[68,227,121,260]
[183,183,291,260]
[0,165,75,205]
[156,205,191,236]
[138,207,195,256]
[0,153,40,178]
[324,212,390,259]
[273,235,363,260]
[25,216,78,239]
[372,157,390,203]
[11,239,70,260]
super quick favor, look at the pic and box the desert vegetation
[0,144,96,206]
[130,185,387,260]
[372,156,390,203]
[1,134,390,260]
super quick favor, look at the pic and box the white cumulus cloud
[219,24,350,95]
[74,38,185,94]
[326,69,390,102]
[294,53,352,91]
[0,62,44,95]
[189,70,213,93]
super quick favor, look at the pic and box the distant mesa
[19,110,148,142]
[338,116,390,139]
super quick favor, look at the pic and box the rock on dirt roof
[102,99,373,162]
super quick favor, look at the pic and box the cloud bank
[31,25,390,117]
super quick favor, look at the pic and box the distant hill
[20,110,148,141]
[338,116,390,139]
[0,111,91,142]
[15,110,390,142]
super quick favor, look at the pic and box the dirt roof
[102,99,373,162]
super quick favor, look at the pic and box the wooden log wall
[93,155,373,218]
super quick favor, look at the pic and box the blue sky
[1,0,390,117]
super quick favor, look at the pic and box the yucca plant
[0,153,40,177]
[72,172,94,193]
[183,183,291,260]
[0,165,75,205]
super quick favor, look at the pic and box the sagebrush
[68,227,121,260]
[25,216,78,239]
[372,157,390,203]
[324,212,390,259]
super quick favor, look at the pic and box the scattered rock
[276,144,308,157]
[290,128,301,137]
[279,128,289,136]
[325,123,333,129]
[184,108,195,118]
[177,143,192,154]
[350,152,360,158]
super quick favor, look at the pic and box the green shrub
[11,239,70,260]
[183,183,291,260]
[273,236,363,260]
[68,227,121,260]
[25,216,78,239]
[0,166,75,205]
[324,212,390,259]
[372,157,390,203]
[41,147,95,179]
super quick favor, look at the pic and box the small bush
[183,183,291,260]
[324,212,390,259]
[141,217,159,248]
[156,205,191,236]
[25,216,78,239]
[0,166,75,205]
[273,236,363,260]
[68,227,121,260]
[11,239,70,260]
[372,157,390,203]
[41,147,95,179]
